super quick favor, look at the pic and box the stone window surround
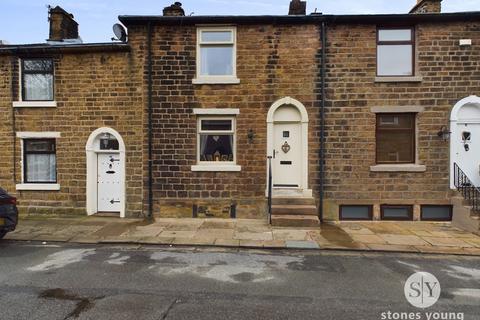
[192,26,240,85]
[13,58,57,108]
[370,105,426,173]
[16,131,61,191]
[191,108,241,172]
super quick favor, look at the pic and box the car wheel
[0,231,7,240]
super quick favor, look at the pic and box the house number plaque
[282,141,291,154]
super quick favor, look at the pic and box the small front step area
[271,197,320,227]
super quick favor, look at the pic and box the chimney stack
[289,0,307,15]
[48,6,80,42]
[163,2,185,16]
[409,0,442,14]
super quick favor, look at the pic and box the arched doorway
[86,127,126,218]
[450,95,480,189]
[267,97,311,197]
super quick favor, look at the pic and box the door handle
[273,149,276,159]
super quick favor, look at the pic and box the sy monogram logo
[404,272,441,309]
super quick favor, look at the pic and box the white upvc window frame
[191,109,241,172]
[16,131,61,191]
[13,58,57,108]
[192,26,240,85]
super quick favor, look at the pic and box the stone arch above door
[86,127,126,218]
[267,97,309,123]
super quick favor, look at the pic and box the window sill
[16,183,61,191]
[13,101,57,108]
[191,165,241,172]
[370,164,426,172]
[374,76,423,83]
[192,77,240,85]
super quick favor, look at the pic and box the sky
[0,0,478,44]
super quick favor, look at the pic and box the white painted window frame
[191,109,241,172]
[16,131,61,191]
[13,58,57,108]
[192,26,240,85]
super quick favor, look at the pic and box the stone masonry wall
[0,50,144,216]
[127,24,322,218]
[323,22,480,220]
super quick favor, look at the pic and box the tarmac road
[0,241,479,320]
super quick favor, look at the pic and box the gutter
[319,22,326,223]
[119,11,480,26]
[147,22,154,220]
[0,43,130,56]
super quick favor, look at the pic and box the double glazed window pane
[377,45,413,76]
[200,46,233,76]
[26,154,56,182]
[376,114,415,164]
[24,73,54,101]
[201,31,232,42]
[24,139,56,183]
[22,59,54,101]
[199,135,234,162]
[378,29,412,42]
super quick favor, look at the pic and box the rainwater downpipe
[147,22,154,220]
[319,21,327,223]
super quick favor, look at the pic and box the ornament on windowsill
[214,151,221,161]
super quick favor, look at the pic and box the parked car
[0,188,18,239]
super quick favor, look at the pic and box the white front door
[97,153,122,212]
[272,123,302,188]
[454,122,480,186]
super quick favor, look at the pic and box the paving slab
[272,229,309,241]
[380,234,430,246]
[351,234,387,245]
[158,230,197,238]
[214,239,240,247]
[234,231,273,241]
[422,236,474,248]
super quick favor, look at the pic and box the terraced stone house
[0,0,479,234]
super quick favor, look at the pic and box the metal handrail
[267,156,273,224]
[453,162,480,212]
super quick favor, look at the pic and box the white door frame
[86,127,126,218]
[450,95,480,189]
[266,97,311,197]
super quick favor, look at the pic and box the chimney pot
[288,0,307,15]
[163,2,185,16]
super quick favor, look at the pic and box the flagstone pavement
[5,216,480,255]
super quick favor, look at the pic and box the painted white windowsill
[370,164,426,172]
[13,101,57,108]
[191,165,241,172]
[192,77,240,85]
[16,183,61,191]
[374,76,423,83]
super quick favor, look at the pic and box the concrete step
[271,204,317,216]
[272,197,316,206]
[271,215,320,228]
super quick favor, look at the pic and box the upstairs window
[21,59,54,101]
[376,113,416,164]
[23,139,57,183]
[197,117,236,163]
[377,28,414,76]
[195,27,238,84]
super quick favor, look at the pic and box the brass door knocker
[282,141,291,154]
